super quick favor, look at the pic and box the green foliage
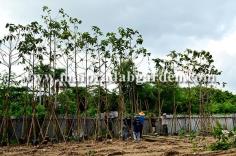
[1,84,236,117]
[209,102,236,114]
[87,105,97,117]
[189,131,197,141]
[178,128,186,138]
[210,122,235,151]
[57,89,76,114]
[210,141,231,151]
[36,104,46,118]
[212,121,223,140]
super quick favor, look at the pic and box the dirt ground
[1,136,236,156]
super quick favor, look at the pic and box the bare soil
[1,136,236,156]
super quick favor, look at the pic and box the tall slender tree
[0,23,25,145]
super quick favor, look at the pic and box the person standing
[133,116,141,142]
[138,112,145,138]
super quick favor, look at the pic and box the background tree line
[1,85,236,117]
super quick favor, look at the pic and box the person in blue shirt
[138,112,145,138]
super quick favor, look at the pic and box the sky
[1,0,236,92]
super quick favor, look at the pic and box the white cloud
[202,26,236,93]
[206,32,236,58]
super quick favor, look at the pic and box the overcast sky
[1,0,236,92]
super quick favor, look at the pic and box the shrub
[189,131,197,141]
[212,121,223,140]
[178,128,186,138]
[210,141,231,151]
[36,104,46,118]
[210,121,232,151]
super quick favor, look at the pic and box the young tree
[153,58,164,117]
[191,50,221,132]
[166,51,179,133]
[0,23,25,145]
[18,21,46,144]
[107,27,148,136]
